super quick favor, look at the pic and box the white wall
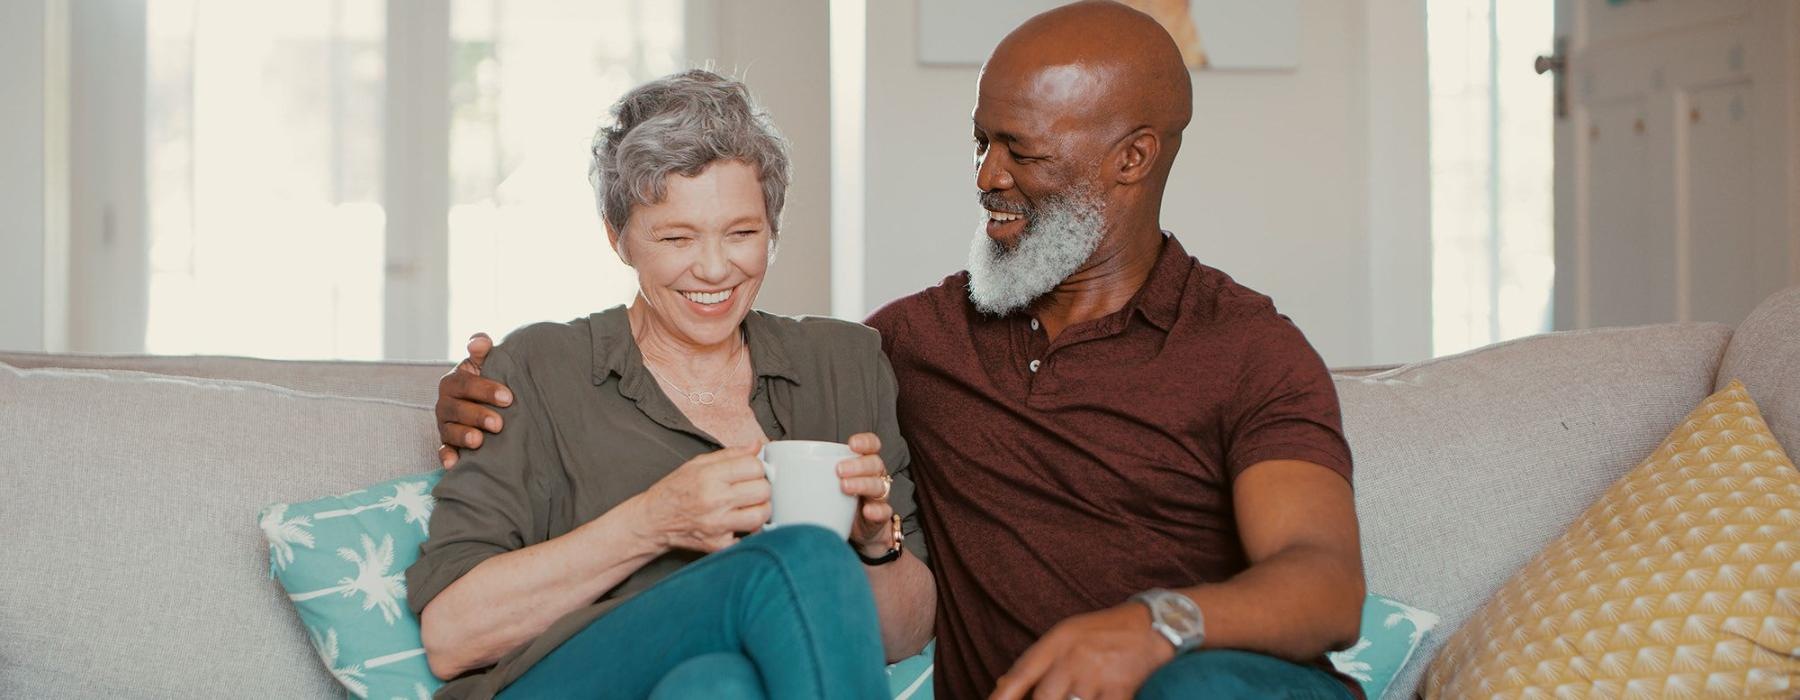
[860,0,1431,367]
[0,0,68,353]
[694,0,834,317]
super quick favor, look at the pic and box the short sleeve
[405,345,554,614]
[1224,316,1353,485]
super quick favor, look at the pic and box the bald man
[436,2,1364,698]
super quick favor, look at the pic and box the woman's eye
[730,229,760,238]
[659,236,691,244]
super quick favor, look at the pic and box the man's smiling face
[971,64,1111,250]
[964,62,1116,316]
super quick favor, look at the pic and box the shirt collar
[1116,231,1188,333]
[589,306,801,385]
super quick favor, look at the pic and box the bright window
[446,0,683,358]
[1427,0,1555,357]
[145,0,386,359]
[141,0,682,360]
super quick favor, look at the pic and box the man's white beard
[966,188,1106,317]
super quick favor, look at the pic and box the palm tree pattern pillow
[1328,594,1442,699]
[261,471,444,699]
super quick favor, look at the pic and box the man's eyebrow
[972,120,1030,148]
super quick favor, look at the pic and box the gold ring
[878,474,893,501]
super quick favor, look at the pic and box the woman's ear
[605,220,632,266]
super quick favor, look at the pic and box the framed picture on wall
[917,0,1301,70]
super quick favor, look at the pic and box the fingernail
[485,416,501,431]
[496,390,513,405]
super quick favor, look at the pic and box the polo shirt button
[1030,318,1040,331]
[1028,359,1041,373]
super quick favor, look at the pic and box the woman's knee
[739,524,858,573]
[649,652,766,700]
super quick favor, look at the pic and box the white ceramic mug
[758,440,859,540]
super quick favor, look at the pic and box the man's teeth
[987,209,1023,223]
[683,289,732,305]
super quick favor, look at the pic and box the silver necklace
[645,339,746,406]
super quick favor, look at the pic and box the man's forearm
[1174,543,1364,661]
[866,551,936,662]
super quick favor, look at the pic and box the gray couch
[4,288,1796,699]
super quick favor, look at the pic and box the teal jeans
[498,525,888,700]
[1137,649,1358,700]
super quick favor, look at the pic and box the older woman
[406,70,935,700]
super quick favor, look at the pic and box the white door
[1552,0,1798,330]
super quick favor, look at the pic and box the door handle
[1536,37,1569,119]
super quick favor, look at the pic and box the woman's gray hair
[589,70,791,239]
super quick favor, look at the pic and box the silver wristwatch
[1132,588,1206,654]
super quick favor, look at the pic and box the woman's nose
[692,236,732,282]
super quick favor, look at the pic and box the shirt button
[1028,359,1041,373]
[1030,318,1040,331]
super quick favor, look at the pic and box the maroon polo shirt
[865,234,1356,699]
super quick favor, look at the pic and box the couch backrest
[1336,321,1734,697]
[1715,286,1800,452]
[0,362,441,697]
[0,352,451,407]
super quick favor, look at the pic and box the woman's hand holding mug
[634,445,771,553]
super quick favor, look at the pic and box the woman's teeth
[987,210,1023,223]
[683,289,732,305]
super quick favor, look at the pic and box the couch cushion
[1337,322,1733,697]
[1717,286,1800,454]
[0,362,440,697]
[1423,380,1800,697]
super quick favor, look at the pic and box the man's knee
[1137,650,1341,700]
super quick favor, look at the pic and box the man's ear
[1115,127,1161,186]
[605,220,632,266]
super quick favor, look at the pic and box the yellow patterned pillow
[1424,380,1800,698]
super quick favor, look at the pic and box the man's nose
[975,152,1013,192]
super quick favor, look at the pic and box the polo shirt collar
[589,306,801,386]
[1116,231,1187,333]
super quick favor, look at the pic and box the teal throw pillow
[261,471,445,699]
[887,639,935,699]
[1328,594,1441,700]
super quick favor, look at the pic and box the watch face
[1156,596,1204,638]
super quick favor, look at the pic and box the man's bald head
[965,2,1195,314]
[982,0,1193,145]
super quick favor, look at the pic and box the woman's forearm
[420,495,666,679]
[866,552,936,662]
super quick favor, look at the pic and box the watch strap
[854,513,904,566]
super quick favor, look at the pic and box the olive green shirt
[406,307,920,699]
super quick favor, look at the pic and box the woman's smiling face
[611,159,772,348]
